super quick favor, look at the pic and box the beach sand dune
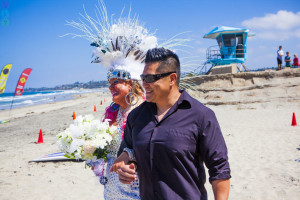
[189,68,300,109]
[1,71,300,199]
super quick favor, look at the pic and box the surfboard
[31,152,74,162]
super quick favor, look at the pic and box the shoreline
[0,91,111,120]
[0,88,109,112]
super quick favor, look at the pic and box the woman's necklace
[116,106,130,127]
[116,100,141,127]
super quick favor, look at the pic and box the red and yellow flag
[14,68,32,96]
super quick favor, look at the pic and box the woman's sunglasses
[140,71,176,83]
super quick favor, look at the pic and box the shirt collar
[176,90,192,108]
[149,90,192,123]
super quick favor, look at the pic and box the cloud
[242,10,300,40]
[242,10,300,30]
[256,30,300,40]
[194,40,202,45]
[196,48,206,54]
[258,45,267,49]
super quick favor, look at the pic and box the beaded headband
[107,68,131,80]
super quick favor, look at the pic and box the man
[277,45,284,70]
[114,48,231,200]
[284,51,291,67]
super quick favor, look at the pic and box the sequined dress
[103,105,140,200]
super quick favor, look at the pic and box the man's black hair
[279,45,282,49]
[145,47,180,85]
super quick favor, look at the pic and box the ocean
[0,88,108,110]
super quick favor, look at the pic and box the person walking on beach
[114,48,231,200]
[285,51,291,68]
[277,45,284,70]
[292,54,299,68]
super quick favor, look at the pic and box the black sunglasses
[140,71,176,83]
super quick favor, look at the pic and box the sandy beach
[0,71,300,199]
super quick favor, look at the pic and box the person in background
[277,45,284,70]
[285,51,291,68]
[292,54,299,68]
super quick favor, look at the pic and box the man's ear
[169,73,177,86]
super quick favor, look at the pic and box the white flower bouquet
[56,114,118,161]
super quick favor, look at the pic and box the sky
[1,0,300,92]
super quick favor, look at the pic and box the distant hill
[24,80,108,92]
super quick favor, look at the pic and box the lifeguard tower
[203,26,254,74]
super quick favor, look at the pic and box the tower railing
[206,44,247,62]
[206,45,221,61]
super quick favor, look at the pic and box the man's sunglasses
[140,71,176,83]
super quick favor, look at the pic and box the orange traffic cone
[73,112,76,120]
[94,105,97,112]
[35,129,44,144]
[292,112,297,126]
[100,100,103,105]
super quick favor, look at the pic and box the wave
[0,88,107,110]
[23,100,34,104]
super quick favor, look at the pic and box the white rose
[74,115,84,126]
[84,114,94,122]
[83,141,97,154]
[69,124,84,138]
[68,139,85,153]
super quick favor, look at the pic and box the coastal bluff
[188,68,300,108]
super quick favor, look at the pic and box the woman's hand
[118,163,137,184]
[110,152,130,172]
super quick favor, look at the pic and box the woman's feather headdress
[64,0,189,81]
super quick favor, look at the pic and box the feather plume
[63,0,191,80]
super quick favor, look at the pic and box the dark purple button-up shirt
[120,90,231,200]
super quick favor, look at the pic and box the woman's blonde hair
[132,81,144,97]
[123,80,144,97]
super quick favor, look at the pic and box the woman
[292,54,299,68]
[90,74,144,199]
[100,76,144,199]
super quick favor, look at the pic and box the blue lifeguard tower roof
[203,26,254,66]
[204,26,252,39]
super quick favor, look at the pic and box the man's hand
[110,152,130,172]
[212,179,230,200]
[118,163,137,184]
